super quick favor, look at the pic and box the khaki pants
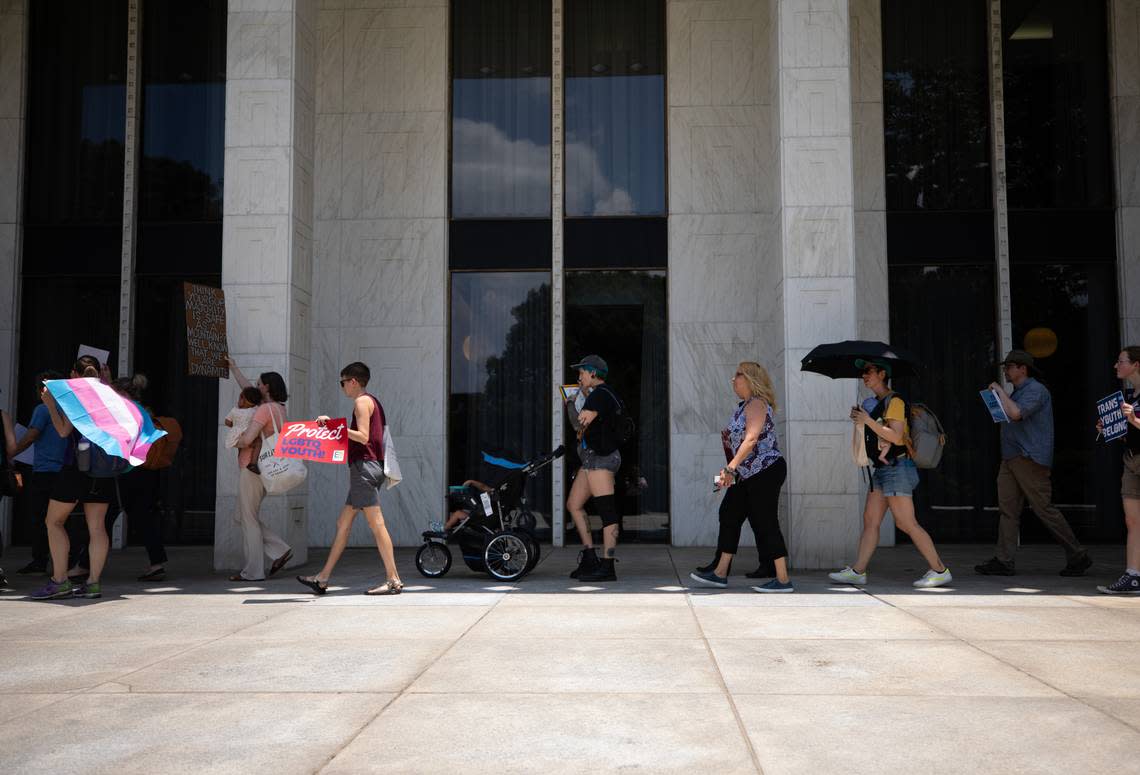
[995,456,1085,565]
[237,468,290,580]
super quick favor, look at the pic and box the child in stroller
[415,446,564,581]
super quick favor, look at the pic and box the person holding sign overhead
[1097,346,1140,594]
[224,357,294,583]
[297,362,403,596]
[975,350,1092,577]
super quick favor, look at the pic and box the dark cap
[1001,350,1036,369]
[854,358,893,378]
[570,354,608,374]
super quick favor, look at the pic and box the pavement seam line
[669,546,766,775]
[865,587,1140,738]
[314,583,506,773]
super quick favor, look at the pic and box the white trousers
[237,468,290,580]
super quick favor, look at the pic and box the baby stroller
[415,445,565,582]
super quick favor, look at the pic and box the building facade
[1,0,1138,569]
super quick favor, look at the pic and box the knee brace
[594,494,620,527]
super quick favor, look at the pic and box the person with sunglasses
[828,359,952,588]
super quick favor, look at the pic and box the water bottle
[76,440,91,472]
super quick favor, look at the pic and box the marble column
[0,0,26,549]
[850,0,892,545]
[215,1,317,570]
[0,0,26,413]
[667,0,781,547]
[1110,0,1140,347]
[309,1,447,547]
[774,0,862,568]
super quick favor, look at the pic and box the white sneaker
[828,566,867,585]
[913,568,953,588]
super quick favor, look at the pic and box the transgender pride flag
[43,378,167,468]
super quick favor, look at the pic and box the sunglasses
[339,378,351,386]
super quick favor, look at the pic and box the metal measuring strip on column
[118,0,142,379]
[551,0,565,547]
[988,0,1013,366]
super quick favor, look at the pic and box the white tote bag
[382,427,402,490]
[258,407,308,495]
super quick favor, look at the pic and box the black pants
[73,469,166,569]
[717,458,788,560]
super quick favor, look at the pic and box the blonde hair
[738,361,777,413]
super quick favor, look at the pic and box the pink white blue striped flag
[43,378,166,467]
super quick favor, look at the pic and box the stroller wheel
[415,542,452,578]
[519,530,541,574]
[483,531,530,581]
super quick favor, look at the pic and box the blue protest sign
[1097,391,1128,442]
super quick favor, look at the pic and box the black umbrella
[800,340,923,379]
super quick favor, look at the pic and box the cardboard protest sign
[77,344,111,368]
[1097,391,1129,442]
[184,282,229,378]
[274,418,350,464]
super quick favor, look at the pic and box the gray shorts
[579,445,621,473]
[346,459,386,508]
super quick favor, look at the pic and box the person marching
[828,359,952,588]
[1098,345,1140,594]
[565,355,624,582]
[975,350,1092,577]
[297,361,403,595]
[689,361,792,592]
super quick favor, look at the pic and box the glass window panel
[138,0,226,225]
[1011,262,1123,543]
[565,270,668,542]
[565,0,665,217]
[449,272,552,537]
[888,264,1000,544]
[451,0,551,218]
[1002,0,1113,209]
[24,0,127,232]
[882,0,991,211]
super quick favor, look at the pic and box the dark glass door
[564,270,668,543]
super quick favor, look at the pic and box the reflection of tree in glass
[141,155,222,221]
[884,65,991,211]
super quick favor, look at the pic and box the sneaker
[752,579,794,593]
[17,560,47,575]
[78,582,102,599]
[1098,572,1140,595]
[30,579,74,600]
[913,568,953,588]
[828,566,867,585]
[428,521,445,533]
[974,557,1015,576]
[689,569,728,588]
[1060,553,1093,577]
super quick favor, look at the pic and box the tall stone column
[0,0,26,549]
[0,0,26,412]
[215,1,316,570]
[667,0,781,547]
[1110,0,1140,347]
[774,0,862,568]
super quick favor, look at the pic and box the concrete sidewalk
[2,544,1140,774]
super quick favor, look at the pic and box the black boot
[570,547,599,580]
[579,557,617,582]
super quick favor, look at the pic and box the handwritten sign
[184,283,228,378]
[979,389,1010,423]
[1097,391,1129,442]
[274,418,350,464]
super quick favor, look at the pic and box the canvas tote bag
[258,406,308,494]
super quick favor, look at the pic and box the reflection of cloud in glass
[452,118,551,217]
[565,75,665,217]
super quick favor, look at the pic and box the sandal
[297,575,328,595]
[364,579,404,596]
[268,549,293,578]
[228,574,264,582]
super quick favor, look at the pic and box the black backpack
[596,386,635,447]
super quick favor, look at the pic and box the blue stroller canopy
[481,451,527,470]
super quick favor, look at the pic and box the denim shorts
[578,445,621,473]
[871,459,919,497]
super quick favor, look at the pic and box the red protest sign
[274,418,350,464]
